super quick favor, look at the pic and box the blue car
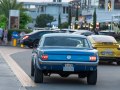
[31,33,99,85]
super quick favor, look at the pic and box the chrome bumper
[38,59,99,66]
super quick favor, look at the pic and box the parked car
[31,33,99,85]
[87,35,120,65]
[58,29,77,33]
[98,30,118,38]
[20,30,58,48]
[73,30,95,36]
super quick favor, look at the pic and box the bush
[8,29,32,41]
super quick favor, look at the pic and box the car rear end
[20,33,34,47]
[37,48,98,72]
[89,35,120,64]
[33,34,99,85]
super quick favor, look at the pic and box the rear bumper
[99,56,120,62]
[37,59,99,71]
[39,60,99,65]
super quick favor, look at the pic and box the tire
[87,70,97,85]
[33,40,39,48]
[117,61,120,65]
[34,64,43,83]
[28,45,33,48]
[31,60,34,76]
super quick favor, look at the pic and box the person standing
[3,29,8,45]
[0,28,3,45]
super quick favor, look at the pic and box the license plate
[101,51,113,55]
[63,64,74,71]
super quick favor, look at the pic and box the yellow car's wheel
[117,61,120,65]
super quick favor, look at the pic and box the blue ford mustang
[31,33,99,85]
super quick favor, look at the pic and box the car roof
[99,30,115,32]
[42,33,87,38]
[89,35,114,37]
[26,30,56,35]
[88,35,117,43]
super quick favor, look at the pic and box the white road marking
[0,47,36,87]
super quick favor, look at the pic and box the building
[86,0,120,23]
[22,0,69,28]
[22,0,120,29]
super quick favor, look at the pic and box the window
[53,0,56,2]
[41,6,44,12]
[43,36,90,48]
[63,7,65,14]
[114,0,120,9]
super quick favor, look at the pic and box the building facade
[23,1,69,28]
[22,0,120,29]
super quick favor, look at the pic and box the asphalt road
[11,50,120,90]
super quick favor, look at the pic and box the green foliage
[20,12,32,29]
[75,7,79,29]
[93,8,97,31]
[0,0,24,18]
[0,15,7,28]
[8,29,32,41]
[60,22,69,29]
[68,7,71,27]
[58,14,61,28]
[35,14,54,28]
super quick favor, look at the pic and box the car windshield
[43,36,90,48]
[92,36,117,43]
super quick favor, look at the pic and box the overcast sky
[18,0,71,2]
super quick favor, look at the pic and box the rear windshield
[43,36,90,48]
[92,36,117,43]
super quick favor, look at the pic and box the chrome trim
[38,59,99,66]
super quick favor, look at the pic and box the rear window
[43,36,90,48]
[92,36,117,43]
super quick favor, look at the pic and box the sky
[18,0,71,2]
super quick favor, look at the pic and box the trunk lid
[40,48,96,62]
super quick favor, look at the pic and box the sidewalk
[0,54,26,90]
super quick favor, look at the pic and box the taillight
[23,36,29,40]
[90,56,96,61]
[41,55,48,60]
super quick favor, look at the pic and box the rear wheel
[34,64,43,83]
[33,40,39,48]
[28,45,33,48]
[117,61,120,65]
[31,60,34,76]
[87,70,97,85]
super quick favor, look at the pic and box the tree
[0,0,24,28]
[93,8,97,32]
[20,12,32,29]
[0,15,7,28]
[75,6,79,29]
[0,0,23,18]
[68,6,72,29]
[35,14,54,28]
[58,14,61,28]
[60,22,69,29]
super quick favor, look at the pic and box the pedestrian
[3,29,8,45]
[20,31,25,43]
[0,28,3,45]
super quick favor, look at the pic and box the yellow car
[88,35,120,65]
